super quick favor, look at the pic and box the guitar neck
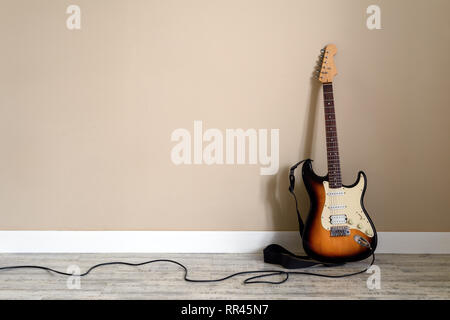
[323,82,342,188]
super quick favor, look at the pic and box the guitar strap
[263,159,324,269]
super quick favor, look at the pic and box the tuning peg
[320,49,325,53]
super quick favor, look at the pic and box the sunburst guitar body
[302,45,377,263]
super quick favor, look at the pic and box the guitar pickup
[328,204,346,210]
[326,190,345,196]
[329,214,347,225]
[330,226,350,237]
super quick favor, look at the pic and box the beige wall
[0,0,449,231]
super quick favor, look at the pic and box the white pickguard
[321,174,374,237]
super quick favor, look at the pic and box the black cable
[0,252,375,285]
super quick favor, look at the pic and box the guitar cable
[0,237,375,285]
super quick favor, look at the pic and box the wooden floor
[0,253,448,299]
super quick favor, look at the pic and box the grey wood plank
[0,254,448,299]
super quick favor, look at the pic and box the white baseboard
[0,231,448,254]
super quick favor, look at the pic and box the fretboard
[323,83,342,188]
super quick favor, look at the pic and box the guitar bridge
[330,226,350,237]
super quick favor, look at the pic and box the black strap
[263,244,319,269]
[288,159,309,237]
[263,159,323,269]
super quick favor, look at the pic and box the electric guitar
[301,44,377,263]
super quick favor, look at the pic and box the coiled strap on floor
[263,159,322,269]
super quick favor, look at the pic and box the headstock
[315,44,337,83]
